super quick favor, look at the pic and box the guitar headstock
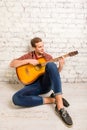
[68,51,78,57]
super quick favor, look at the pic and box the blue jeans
[12,62,62,107]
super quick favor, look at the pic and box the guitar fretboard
[40,50,78,67]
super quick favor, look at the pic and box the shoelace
[61,109,68,117]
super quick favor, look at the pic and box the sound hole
[35,64,42,70]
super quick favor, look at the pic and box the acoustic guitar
[16,51,78,85]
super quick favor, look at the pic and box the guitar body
[16,58,46,85]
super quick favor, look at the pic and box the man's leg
[42,62,73,126]
[12,79,45,107]
[12,77,55,107]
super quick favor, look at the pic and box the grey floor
[0,82,87,130]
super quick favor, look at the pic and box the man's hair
[31,37,42,47]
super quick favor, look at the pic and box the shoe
[50,93,70,107]
[55,106,73,126]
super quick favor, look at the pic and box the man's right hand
[28,59,39,66]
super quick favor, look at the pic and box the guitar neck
[50,53,69,62]
[41,50,78,66]
[41,53,69,66]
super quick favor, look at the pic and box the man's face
[35,42,44,55]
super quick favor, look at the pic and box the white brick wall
[0,0,87,83]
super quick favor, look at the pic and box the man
[10,37,73,126]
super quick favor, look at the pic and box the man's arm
[10,59,39,68]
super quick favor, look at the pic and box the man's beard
[37,51,44,56]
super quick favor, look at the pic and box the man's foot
[55,106,73,126]
[50,93,70,107]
